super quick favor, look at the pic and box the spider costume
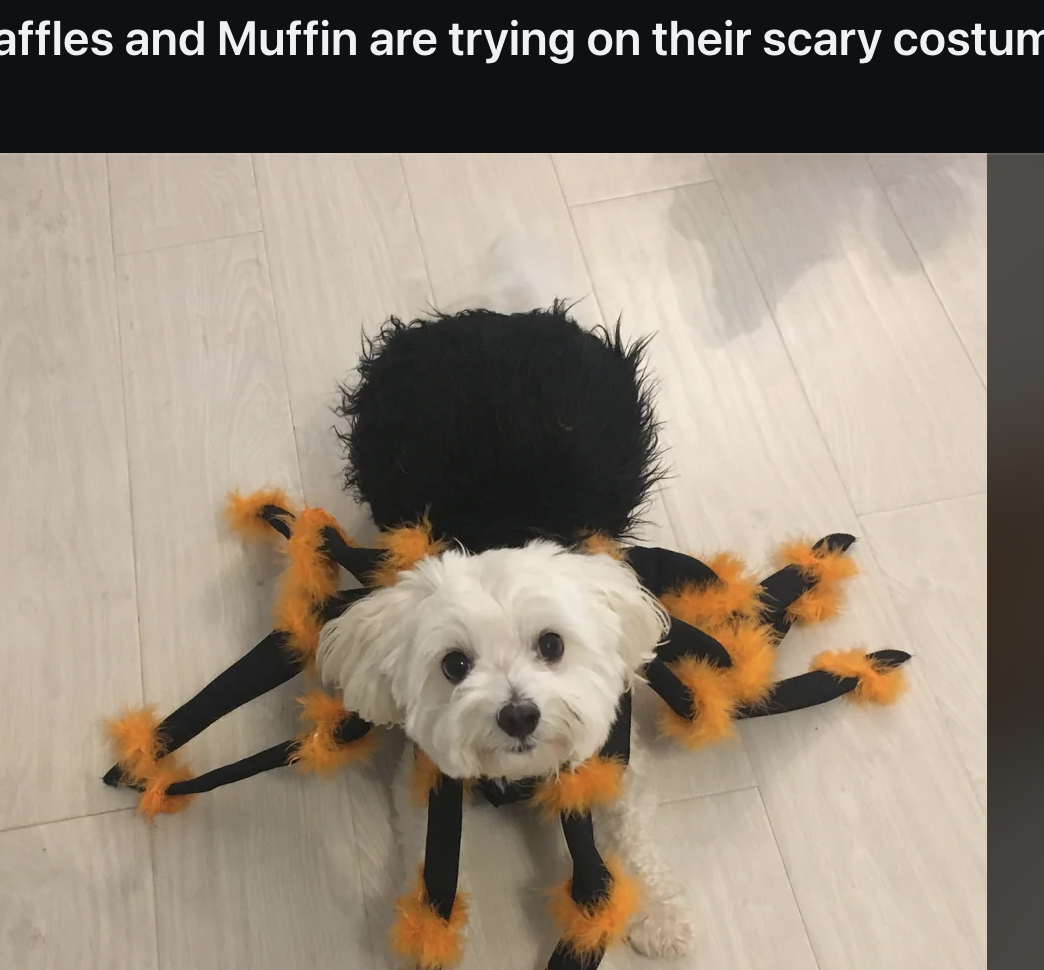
[104,305,909,970]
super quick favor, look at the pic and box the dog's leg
[595,728,695,959]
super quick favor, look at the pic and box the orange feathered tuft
[548,857,639,957]
[777,539,858,626]
[787,583,842,625]
[104,707,166,782]
[273,588,322,664]
[411,748,442,806]
[137,758,195,822]
[283,508,347,601]
[273,506,350,663]
[579,533,625,560]
[660,586,703,629]
[533,756,625,818]
[370,521,445,587]
[296,688,349,727]
[716,618,778,706]
[291,727,377,776]
[290,689,377,776]
[812,649,908,706]
[105,707,195,821]
[706,553,762,617]
[660,553,761,633]
[657,657,738,748]
[390,871,469,970]
[224,488,298,540]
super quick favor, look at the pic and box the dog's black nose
[496,700,541,740]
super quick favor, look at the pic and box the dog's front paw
[627,900,695,960]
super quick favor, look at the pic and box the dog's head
[317,541,668,780]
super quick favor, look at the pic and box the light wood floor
[0,153,986,970]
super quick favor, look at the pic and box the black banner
[1,7,1035,141]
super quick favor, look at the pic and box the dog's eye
[536,631,564,663]
[440,650,472,684]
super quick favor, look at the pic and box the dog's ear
[316,584,414,726]
[583,553,670,673]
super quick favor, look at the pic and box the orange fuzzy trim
[548,858,639,956]
[104,709,194,821]
[778,540,858,627]
[778,540,859,585]
[275,507,349,662]
[290,689,377,776]
[370,521,445,587]
[657,657,737,748]
[715,618,778,706]
[533,756,625,818]
[787,583,843,625]
[660,553,761,632]
[411,748,443,806]
[812,650,908,706]
[273,592,322,663]
[706,553,762,617]
[137,758,195,821]
[284,508,347,602]
[224,488,298,540]
[391,871,468,969]
[579,533,625,560]
[297,688,350,727]
[104,707,166,782]
[291,728,376,776]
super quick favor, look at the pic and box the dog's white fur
[317,541,694,958]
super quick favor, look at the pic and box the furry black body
[337,304,663,552]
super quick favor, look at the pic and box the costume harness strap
[103,490,910,970]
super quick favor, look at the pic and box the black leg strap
[758,533,856,639]
[259,503,294,537]
[390,760,467,968]
[167,711,375,797]
[757,564,815,640]
[735,649,910,718]
[561,812,611,907]
[260,502,383,586]
[644,658,694,719]
[626,545,717,597]
[320,526,384,585]
[423,775,465,921]
[318,587,372,623]
[654,615,733,667]
[546,941,592,970]
[164,740,298,795]
[735,671,858,718]
[546,810,631,970]
[103,630,303,788]
[551,813,612,970]
[631,534,856,646]
[109,708,375,800]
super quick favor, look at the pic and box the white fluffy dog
[316,540,696,959]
